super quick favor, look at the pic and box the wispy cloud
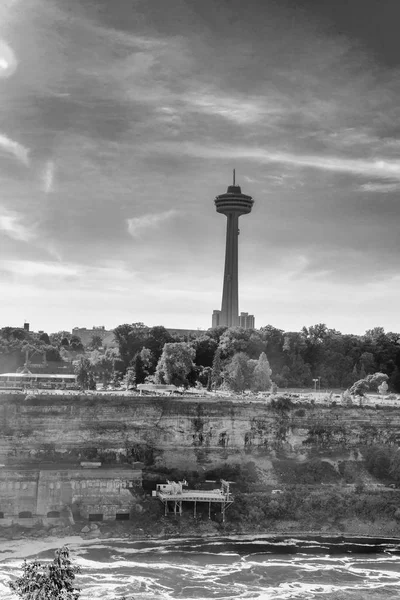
[0,133,29,165]
[2,260,78,277]
[127,210,177,238]
[153,141,400,181]
[0,38,17,77]
[183,91,273,124]
[42,160,55,193]
[358,181,400,193]
[0,210,34,242]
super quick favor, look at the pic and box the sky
[0,0,400,335]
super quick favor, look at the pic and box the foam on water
[1,536,400,599]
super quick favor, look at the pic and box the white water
[1,536,400,599]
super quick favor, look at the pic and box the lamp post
[312,378,318,393]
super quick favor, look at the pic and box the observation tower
[212,171,254,328]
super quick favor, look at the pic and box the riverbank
[1,514,400,546]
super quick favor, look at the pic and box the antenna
[233,168,236,186]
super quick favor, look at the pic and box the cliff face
[1,394,399,469]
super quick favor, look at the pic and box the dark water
[1,535,400,599]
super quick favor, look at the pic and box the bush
[270,396,293,411]
[363,445,394,480]
[205,461,260,492]
[274,459,340,485]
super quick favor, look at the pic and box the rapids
[1,536,400,599]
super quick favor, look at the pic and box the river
[1,535,400,599]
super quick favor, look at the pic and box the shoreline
[1,525,400,559]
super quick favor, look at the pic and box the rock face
[0,393,399,469]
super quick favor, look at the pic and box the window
[116,513,130,521]
[18,511,32,518]
[88,513,103,521]
[47,511,60,518]
[0,512,4,519]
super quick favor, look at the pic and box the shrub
[9,546,81,599]
[271,396,293,411]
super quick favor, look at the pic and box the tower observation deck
[213,171,254,328]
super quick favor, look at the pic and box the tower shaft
[213,177,254,329]
[220,213,239,327]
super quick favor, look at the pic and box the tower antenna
[233,169,235,186]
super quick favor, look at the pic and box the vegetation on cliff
[1,322,400,392]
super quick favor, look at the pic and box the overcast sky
[0,0,399,335]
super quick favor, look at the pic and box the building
[239,312,255,330]
[0,465,143,527]
[212,172,255,329]
[72,326,117,347]
[212,310,222,329]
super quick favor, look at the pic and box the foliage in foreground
[9,546,81,600]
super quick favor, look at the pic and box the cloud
[2,260,78,277]
[127,210,177,238]
[0,210,34,242]
[152,141,400,182]
[0,39,17,78]
[182,91,271,124]
[42,160,55,193]
[0,133,29,165]
[358,181,400,193]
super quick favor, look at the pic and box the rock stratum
[0,393,398,469]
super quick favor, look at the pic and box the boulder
[81,525,90,533]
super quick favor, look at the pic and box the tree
[89,349,115,388]
[378,381,389,395]
[259,325,285,373]
[113,323,149,371]
[89,335,103,350]
[197,366,212,389]
[390,368,400,393]
[359,352,376,375]
[349,378,370,397]
[193,335,218,368]
[349,372,389,396]
[123,367,136,390]
[43,345,62,362]
[364,327,385,343]
[251,352,272,392]
[144,326,173,366]
[73,357,96,390]
[9,545,81,599]
[223,352,252,393]
[69,336,84,352]
[218,327,264,359]
[132,351,146,385]
[211,347,223,388]
[155,342,195,387]
[39,332,50,345]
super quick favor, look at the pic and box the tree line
[110,323,400,392]
[1,323,399,392]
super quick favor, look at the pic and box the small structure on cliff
[0,372,78,390]
[154,479,234,521]
[137,383,178,395]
